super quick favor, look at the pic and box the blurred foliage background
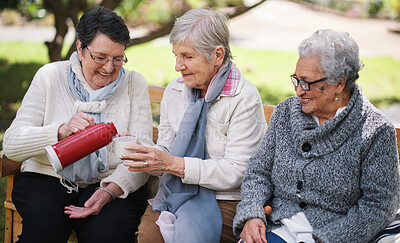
[1,0,400,26]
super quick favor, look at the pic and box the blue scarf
[152,61,233,243]
[58,52,125,185]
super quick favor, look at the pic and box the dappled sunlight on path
[229,0,400,59]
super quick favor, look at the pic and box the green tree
[14,0,267,62]
[391,0,400,19]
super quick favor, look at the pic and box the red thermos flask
[45,122,117,172]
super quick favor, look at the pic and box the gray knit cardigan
[233,84,400,243]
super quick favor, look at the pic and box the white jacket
[155,74,267,200]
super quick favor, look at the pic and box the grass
[0,41,400,241]
[123,42,400,107]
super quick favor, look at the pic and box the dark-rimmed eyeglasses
[290,74,327,91]
[86,47,128,66]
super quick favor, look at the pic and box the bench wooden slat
[148,84,165,104]
[397,128,400,149]
[4,207,13,243]
[0,152,22,178]
[4,201,16,211]
[263,104,276,124]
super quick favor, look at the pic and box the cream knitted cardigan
[3,60,154,198]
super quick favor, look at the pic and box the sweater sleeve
[3,64,63,162]
[232,106,278,237]
[313,123,400,242]
[101,165,149,198]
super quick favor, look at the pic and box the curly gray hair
[298,29,364,92]
[169,8,233,65]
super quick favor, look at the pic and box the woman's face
[77,34,125,90]
[172,42,218,95]
[294,56,341,121]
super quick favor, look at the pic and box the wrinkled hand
[122,144,184,177]
[240,218,267,243]
[64,187,113,218]
[58,112,95,140]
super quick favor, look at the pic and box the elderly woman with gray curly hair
[233,29,400,243]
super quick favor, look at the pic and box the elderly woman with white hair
[233,29,400,243]
[123,8,266,243]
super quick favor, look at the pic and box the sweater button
[297,181,303,190]
[299,202,307,209]
[302,142,311,152]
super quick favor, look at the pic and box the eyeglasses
[290,74,327,91]
[86,47,128,66]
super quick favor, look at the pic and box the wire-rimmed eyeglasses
[86,47,128,66]
[290,74,327,91]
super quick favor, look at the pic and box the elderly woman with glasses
[3,6,153,243]
[122,8,266,243]
[233,29,400,243]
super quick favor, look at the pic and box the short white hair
[169,8,232,64]
[299,29,364,92]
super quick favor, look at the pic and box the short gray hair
[298,29,364,92]
[169,8,232,64]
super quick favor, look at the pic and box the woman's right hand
[122,144,185,177]
[58,112,95,140]
[240,218,267,243]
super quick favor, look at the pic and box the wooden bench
[1,84,399,242]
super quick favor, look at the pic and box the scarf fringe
[59,177,79,193]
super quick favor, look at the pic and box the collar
[290,84,366,158]
[312,106,348,125]
[175,62,241,97]
[70,51,93,92]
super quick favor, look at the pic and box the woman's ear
[214,46,225,66]
[76,40,84,61]
[336,76,347,95]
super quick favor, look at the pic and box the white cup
[113,136,137,159]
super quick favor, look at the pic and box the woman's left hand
[123,144,185,178]
[240,218,267,243]
[64,183,122,218]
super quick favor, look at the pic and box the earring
[214,65,220,69]
[335,97,338,101]
[335,92,338,101]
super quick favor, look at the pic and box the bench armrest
[0,151,22,178]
